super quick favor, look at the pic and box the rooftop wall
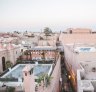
[60,34,96,44]
[77,52,96,62]
[41,56,61,92]
[33,56,61,92]
[66,28,92,34]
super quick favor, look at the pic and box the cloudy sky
[0,0,96,32]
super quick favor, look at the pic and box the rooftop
[65,44,96,53]
[2,64,52,79]
[28,46,57,51]
[80,61,96,80]
[74,47,96,52]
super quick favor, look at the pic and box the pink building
[23,56,61,92]
[22,46,58,61]
[59,28,96,91]
[60,28,96,44]
[0,55,61,92]
[21,37,58,61]
[0,42,21,73]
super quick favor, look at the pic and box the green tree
[36,74,53,87]
[44,27,52,40]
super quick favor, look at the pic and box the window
[21,49,23,52]
[30,68,33,75]
[25,73,27,76]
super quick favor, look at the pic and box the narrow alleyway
[61,54,75,92]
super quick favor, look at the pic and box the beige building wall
[59,28,96,91]
[22,50,57,61]
[64,45,96,74]
[35,57,61,92]
[64,45,80,74]
[60,34,96,44]
[42,56,61,92]
[0,45,21,72]
[66,28,92,34]
[76,52,96,61]
[31,51,56,60]
[0,50,8,72]
[7,47,21,64]
[23,65,35,92]
[64,45,96,91]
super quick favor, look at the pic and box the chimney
[23,65,35,92]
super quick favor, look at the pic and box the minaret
[23,65,35,92]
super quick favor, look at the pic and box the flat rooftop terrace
[80,61,96,80]
[2,64,52,79]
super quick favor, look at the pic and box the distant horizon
[0,26,96,32]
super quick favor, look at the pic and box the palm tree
[36,74,45,85]
[45,74,53,87]
[36,74,53,87]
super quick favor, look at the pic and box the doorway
[2,57,6,71]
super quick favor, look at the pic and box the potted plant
[5,61,13,69]
[6,87,15,92]
[16,59,22,64]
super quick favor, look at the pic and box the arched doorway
[2,57,6,71]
